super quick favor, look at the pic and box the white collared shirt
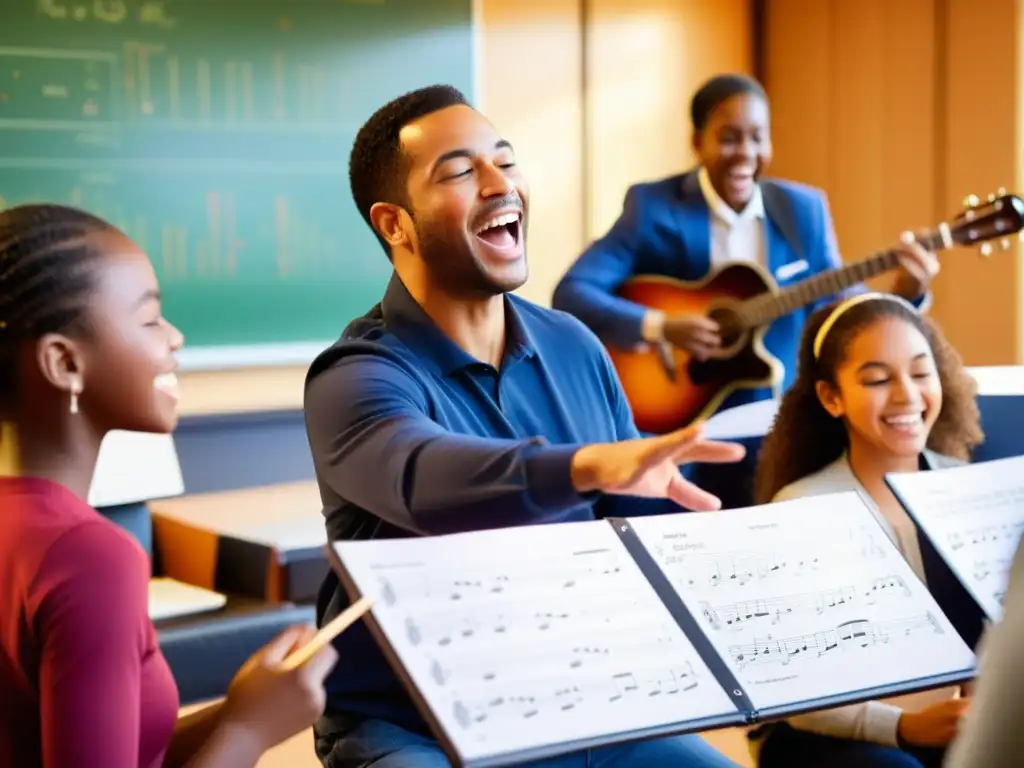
[696,165,766,269]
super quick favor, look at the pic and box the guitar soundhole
[687,358,722,386]
[708,306,745,350]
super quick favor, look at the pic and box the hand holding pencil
[217,597,373,753]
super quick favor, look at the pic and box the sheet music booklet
[327,491,977,768]
[886,454,1024,623]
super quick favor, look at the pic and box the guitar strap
[760,180,804,261]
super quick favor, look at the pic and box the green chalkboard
[0,0,475,368]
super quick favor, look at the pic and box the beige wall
[763,0,1024,365]
[585,0,752,238]
[177,0,754,417]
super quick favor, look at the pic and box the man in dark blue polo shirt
[304,84,746,767]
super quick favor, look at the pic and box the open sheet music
[330,522,738,766]
[624,493,976,717]
[329,492,977,768]
[886,456,1024,621]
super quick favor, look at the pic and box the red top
[0,477,179,767]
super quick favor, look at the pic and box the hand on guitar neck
[891,229,942,300]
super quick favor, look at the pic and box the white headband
[813,292,919,359]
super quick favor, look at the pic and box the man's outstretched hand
[570,423,745,510]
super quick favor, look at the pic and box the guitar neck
[743,229,946,327]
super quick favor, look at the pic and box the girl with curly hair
[753,292,984,768]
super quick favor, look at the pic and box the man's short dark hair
[349,84,470,256]
[689,74,766,132]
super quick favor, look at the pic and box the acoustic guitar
[608,191,1024,434]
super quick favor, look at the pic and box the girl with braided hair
[0,204,337,767]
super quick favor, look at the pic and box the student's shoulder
[32,516,150,616]
[927,451,968,470]
[2,478,145,572]
[761,176,828,207]
[772,457,854,502]
[622,171,690,203]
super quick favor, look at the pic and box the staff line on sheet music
[727,612,943,669]
[663,540,889,590]
[403,592,654,648]
[913,486,1024,520]
[700,573,912,631]
[426,627,691,687]
[948,521,1024,551]
[449,662,702,730]
[373,554,632,607]
[971,556,1014,581]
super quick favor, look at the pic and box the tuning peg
[980,242,994,256]
[964,194,980,208]
[998,186,1007,196]
[1001,237,1012,250]
[988,193,997,202]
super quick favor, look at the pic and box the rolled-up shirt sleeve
[787,700,903,747]
[304,355,595,535]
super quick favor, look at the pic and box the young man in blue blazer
[552,73,939,505]
[555,73,937,400]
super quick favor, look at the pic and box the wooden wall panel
[584,0,753,241]
[938,0,1021,363]
[760,0,831,191]
[763,0,1024,364]
[763,0,938,266]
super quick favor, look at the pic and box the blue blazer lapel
[673,172,711,279]
[761,181,805,288]
[764,218,801,287]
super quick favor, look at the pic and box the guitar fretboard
[738,230,946,329]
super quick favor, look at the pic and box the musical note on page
[886,456,1024,621]
[332,521,738,764]
[401,590,651,649]
[727,612,943,669]
[450,662,700,729]
[662,525,887,592]
[627,491,977,712]
[700,574,910,631]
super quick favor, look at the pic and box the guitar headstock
[950,188,1024,256]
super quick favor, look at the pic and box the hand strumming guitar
[662,315,722,362]
[569,423,745,510]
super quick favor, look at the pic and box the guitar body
[608,263,784,434]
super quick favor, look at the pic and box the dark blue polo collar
[380,274,537,376]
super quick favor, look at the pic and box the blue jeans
[314,714,741,767]
[758,723,945,768]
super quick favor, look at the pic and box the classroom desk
[149,482,326,704]
[150,481,328,603]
